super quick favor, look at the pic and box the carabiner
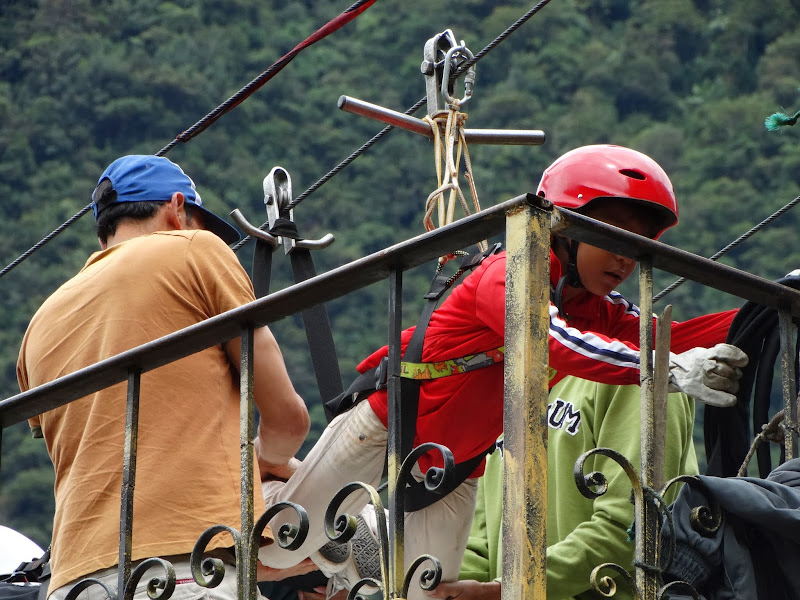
[440,45,476,110]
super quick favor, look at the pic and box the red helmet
[537,144,679,239]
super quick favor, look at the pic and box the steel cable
[0,0,377,279]
[653,195,800,302]
[2,0,557,270]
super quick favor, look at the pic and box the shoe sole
[351,513,381,581]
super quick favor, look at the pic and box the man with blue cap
[91,154,241,246]
[17,155,312,600]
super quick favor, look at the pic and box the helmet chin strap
[551,235,584,317]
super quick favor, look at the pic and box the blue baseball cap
[92,155,241,245]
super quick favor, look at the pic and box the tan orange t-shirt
[18,230,268,591]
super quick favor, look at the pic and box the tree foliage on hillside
[2,0,800,548]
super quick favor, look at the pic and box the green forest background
[2,0,800,549]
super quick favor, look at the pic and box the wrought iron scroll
[324,482,389,600]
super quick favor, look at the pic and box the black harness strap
[251,218,344,404]
[287,247,344,403]
[251,238,273,299]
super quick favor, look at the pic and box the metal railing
[2,192,800,599]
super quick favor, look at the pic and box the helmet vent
[619,169,646,180]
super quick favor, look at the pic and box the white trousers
[258,401,478,600]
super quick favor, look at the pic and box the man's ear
[164,192,185,229]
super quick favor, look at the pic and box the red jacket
[363,250,736,476]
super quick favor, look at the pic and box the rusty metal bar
[636,259,659,599]
[779,310,799,460]
[239,325,257,600]
[502,198,550,600]
[338,95,546,146]
[387,267,405,599]
[556,210,800,315]
[0,194,525,429]
[119,369,141,598]
[638,258,655,489]
[8,201,800,431]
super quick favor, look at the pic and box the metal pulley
[421,29,476,115]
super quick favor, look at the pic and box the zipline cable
[0,204,93,281]
[0,0,377,280]
[235,0,557,248]
[3,0,556,270]
[157,0,377,156]
[231,97,427,252]
[653,195,800,302]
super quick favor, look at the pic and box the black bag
[0,551,50,600]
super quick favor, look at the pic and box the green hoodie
[459,376,698,599]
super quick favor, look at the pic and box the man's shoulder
[147,229,236,260]
[153,228,224,246]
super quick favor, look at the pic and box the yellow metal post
[502,197,551,600]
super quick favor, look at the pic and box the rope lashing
[422,108,487,262]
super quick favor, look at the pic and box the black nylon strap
[398,244,502,510]
[403,442,496,512]
[289,248,344,404]
[399,270,450,459]
[250,220,343,405]
[252,238,274,299]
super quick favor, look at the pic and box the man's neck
[103,215,169,249]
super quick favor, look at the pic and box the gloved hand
[668,343,749,407]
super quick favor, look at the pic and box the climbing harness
[325,242,503,511]
[324,242,503,420]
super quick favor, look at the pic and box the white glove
[668,343,749,407]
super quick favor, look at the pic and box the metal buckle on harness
[263,166,335,255]
[375,356,389,390]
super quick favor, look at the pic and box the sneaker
[315,536,351,574]
[312,509,383,595]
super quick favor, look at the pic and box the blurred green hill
[2,0,800,548]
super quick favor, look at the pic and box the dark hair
[93,178,198,243]
[94,179,164,244]
[577,197,664,239]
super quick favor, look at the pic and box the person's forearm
[256,416,307,465]
[226,326,310,473]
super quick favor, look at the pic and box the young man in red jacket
[257,145,747,600]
